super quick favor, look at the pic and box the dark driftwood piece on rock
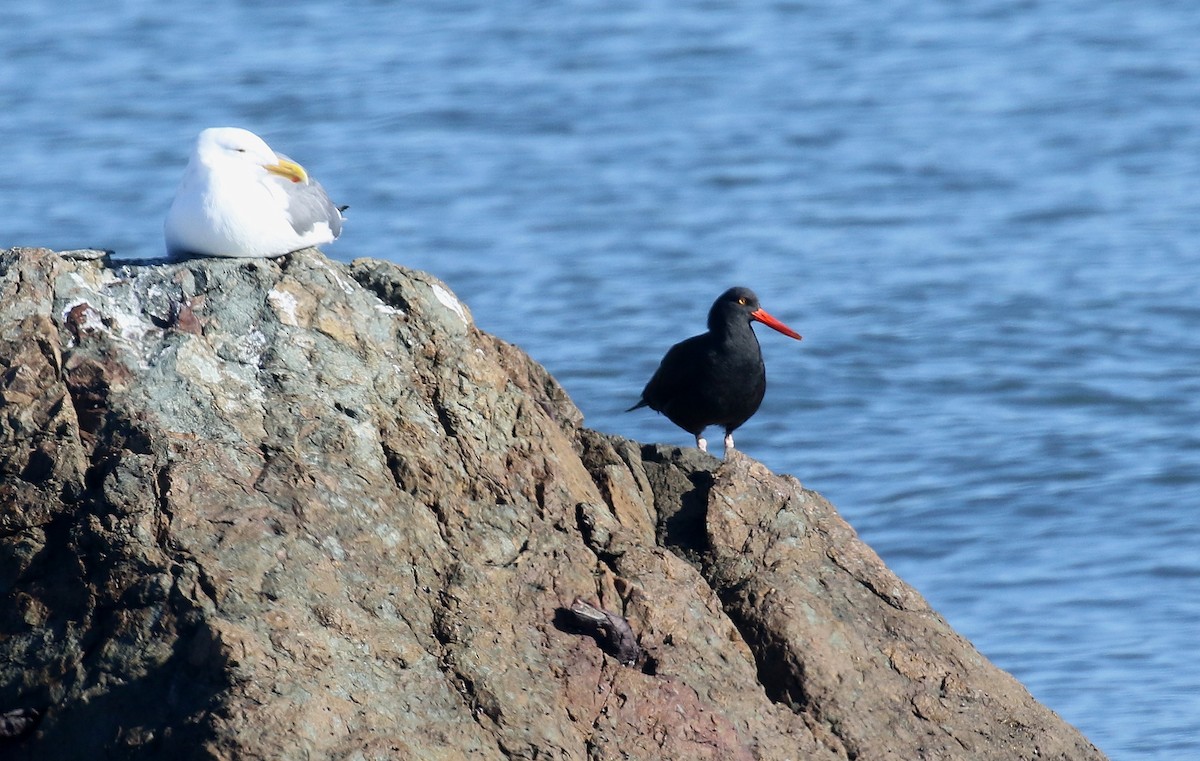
[559,598,649,669]
[0,248,1107,761]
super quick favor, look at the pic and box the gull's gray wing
[272,152,344,239]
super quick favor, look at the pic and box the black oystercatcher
[628,286,802,453]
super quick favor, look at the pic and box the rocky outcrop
[0,247,1105,760]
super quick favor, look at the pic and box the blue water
[4,1,1199,756]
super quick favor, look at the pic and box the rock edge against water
[0,247,1105,760]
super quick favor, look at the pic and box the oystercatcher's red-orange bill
[750,308,802,340]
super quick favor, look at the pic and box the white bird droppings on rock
[268,287,300,326]
[431,283,468,325]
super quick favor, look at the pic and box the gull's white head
[192,127,311,184]
[196,127,277,166]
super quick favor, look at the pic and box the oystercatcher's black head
[708,287,803,340]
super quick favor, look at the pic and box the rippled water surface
[4,1,1200,756]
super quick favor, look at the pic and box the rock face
[0,247,1105,760]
